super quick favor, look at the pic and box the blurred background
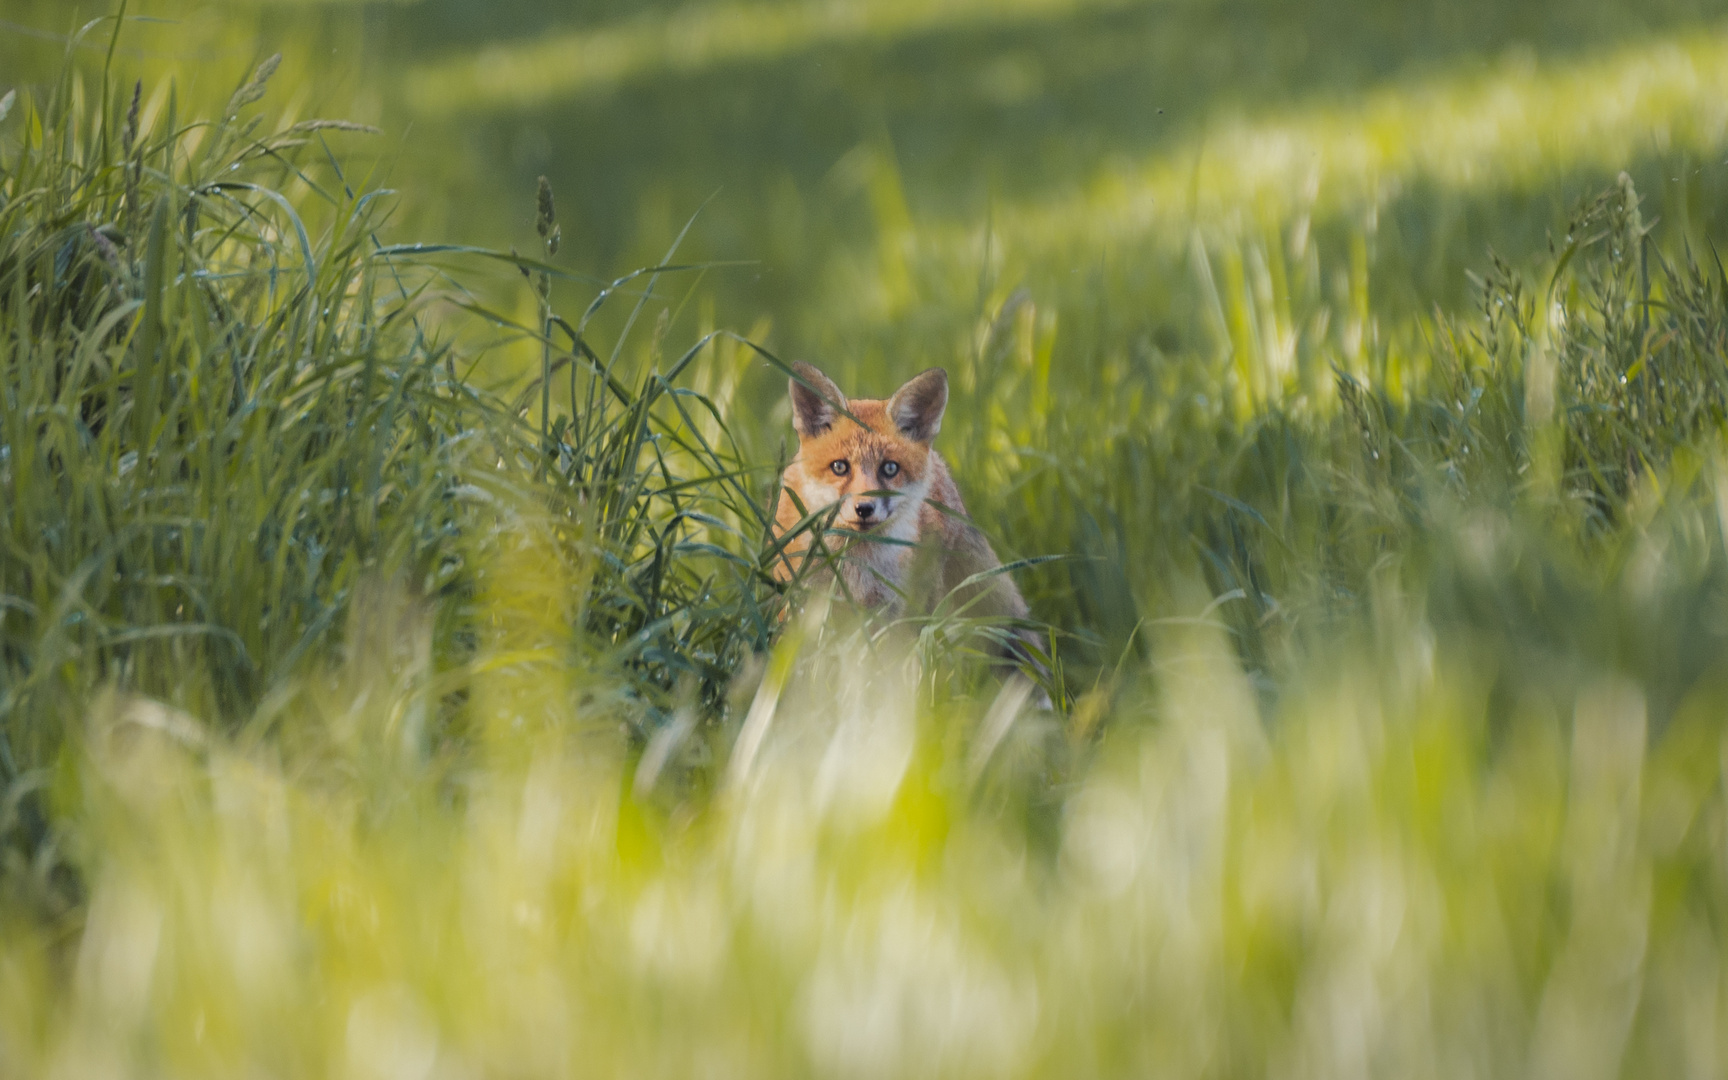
[7,0,1726,374]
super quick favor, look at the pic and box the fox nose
[854,499,878,521]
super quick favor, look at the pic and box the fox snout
[843,494,890,528]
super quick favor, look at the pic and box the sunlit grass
[402,0,1136,114]
[383,3,1728,383]
[810,26,1728,335]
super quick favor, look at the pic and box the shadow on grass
[381,0,1722,254]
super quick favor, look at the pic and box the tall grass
[911,170,1728,690]
[0,42,1037,910]
[0,48,489,911]
[10,29,1728,1080]
[0,49,780,912]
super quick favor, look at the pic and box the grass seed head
[227,53,282,116]
[537,174,560,256]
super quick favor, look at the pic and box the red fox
[771,362,1049,685]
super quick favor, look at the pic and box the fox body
[772,363,1042,663]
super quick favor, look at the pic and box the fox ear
[789,362,847,437]
[887,367,947,443]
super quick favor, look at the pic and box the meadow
[6,1,1728,1077]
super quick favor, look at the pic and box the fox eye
[881,461,900,478]
[830,460,849,476]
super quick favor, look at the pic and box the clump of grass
[0,48,499,911]
[0,48,750,902]
[926,168,1728,704]
[1549,175,1728,517]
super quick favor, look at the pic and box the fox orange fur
[771,362,1047,674]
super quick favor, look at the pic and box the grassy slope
[5,10,1728,1080]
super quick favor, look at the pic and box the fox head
[783,362,948,536]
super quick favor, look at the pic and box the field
[5,1,1728,1077]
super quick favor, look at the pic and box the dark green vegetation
[0,48,795,907]
[0,56,476,907]
[7,4,1728,1077]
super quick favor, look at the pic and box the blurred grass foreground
[9,3,1728,1078]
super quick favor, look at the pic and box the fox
[770,361,1049,689]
